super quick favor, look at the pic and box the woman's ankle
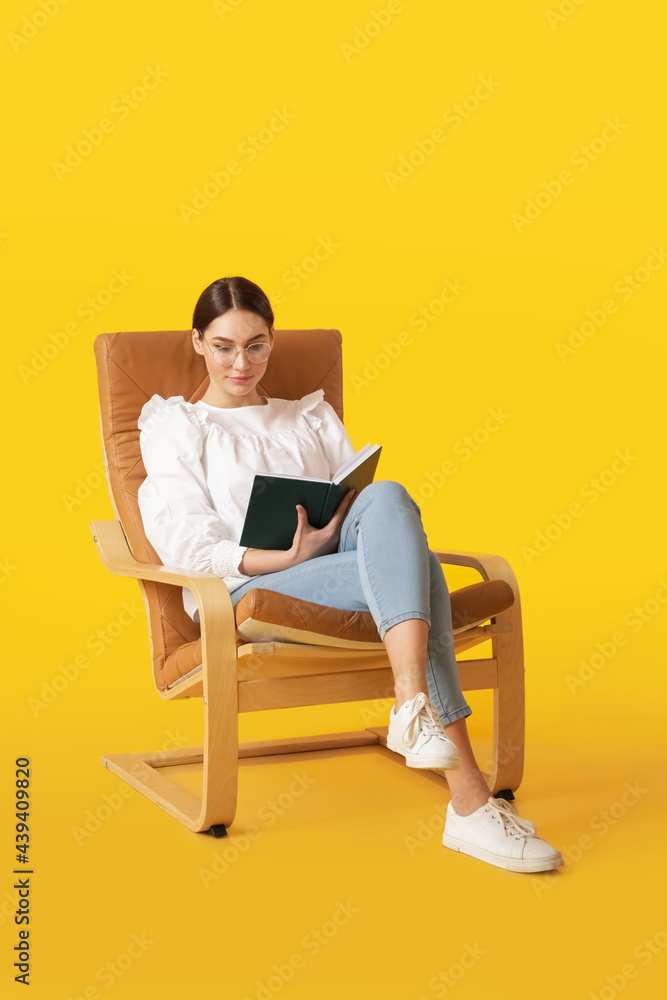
[446,768,491,816]
[393,682,429,711]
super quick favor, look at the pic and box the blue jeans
[230,480,472,725]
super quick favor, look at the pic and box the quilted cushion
[160,579,514,690]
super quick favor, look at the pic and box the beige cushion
[162,579,515,689]
[234,580,514,646]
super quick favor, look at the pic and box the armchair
[91,328,524,836]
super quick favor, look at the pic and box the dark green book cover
[239,444,382,550]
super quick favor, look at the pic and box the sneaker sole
[386,735,462,770]
[441,832,564,873]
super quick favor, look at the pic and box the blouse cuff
[210,540,251,579]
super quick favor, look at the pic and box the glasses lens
[212,346,236,365]
[247,343,271,362]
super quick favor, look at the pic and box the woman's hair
[192,276,274,338]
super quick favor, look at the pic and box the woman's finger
[295,504,307,529]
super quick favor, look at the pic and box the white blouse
[136,390,357,622]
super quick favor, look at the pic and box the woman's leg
[230,548,370,611]
[232,479,470,724]
[336,480,471,726]
[231,483,562,864]
[230,479,490,812]
[336,480,492,812]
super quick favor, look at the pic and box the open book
[238,443,382,551]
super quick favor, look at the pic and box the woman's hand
[287,489,358,567]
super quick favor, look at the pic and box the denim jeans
[230,479,472,725]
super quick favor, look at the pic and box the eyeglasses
[202,339,272,366]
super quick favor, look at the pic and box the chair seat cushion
[234,590,384,648]
[162,579,514,689]
[233,579,514,646]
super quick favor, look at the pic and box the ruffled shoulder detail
[298,389,326,430]
[137,394,200,432]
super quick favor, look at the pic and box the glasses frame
[202,337,273,367]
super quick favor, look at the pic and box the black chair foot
[495,788,515,802]
[207,824,228,838]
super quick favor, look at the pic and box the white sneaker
[442,796,563,873]
[386,692,462,769]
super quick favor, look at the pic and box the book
[238,443,383,551]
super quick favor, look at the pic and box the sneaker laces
[486,797,537,839]
[401,692,448,748]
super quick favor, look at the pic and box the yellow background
[2,1,666,997]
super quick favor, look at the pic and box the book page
[333,443,381,484]
[333,443,372,481]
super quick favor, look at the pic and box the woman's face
[192,308,273,407]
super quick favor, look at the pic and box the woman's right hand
[287,489,358,567]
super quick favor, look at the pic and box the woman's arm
[237,547,293,576]
[137,403,253,579]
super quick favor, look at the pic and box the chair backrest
[94,328,345,690]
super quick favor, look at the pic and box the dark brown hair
[192,276,274,338]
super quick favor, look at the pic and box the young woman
[137,275,562,874]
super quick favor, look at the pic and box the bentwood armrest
[431,549,520,595]
[90,519,234,626]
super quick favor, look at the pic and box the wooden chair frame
[91,519,524,836]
